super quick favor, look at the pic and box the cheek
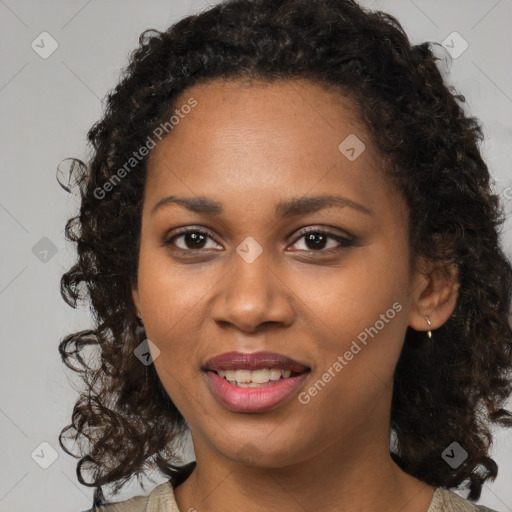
[294,243,410,388]
[137,244,214,329]
[301,244,408,333]
[136,256,209,413]
[136,251,202,374]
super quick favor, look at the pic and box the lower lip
[205,371,309,413]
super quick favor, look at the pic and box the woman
[58,1,512,511]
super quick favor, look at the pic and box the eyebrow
[150,194,374,218]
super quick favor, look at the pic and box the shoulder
[429,487,499,512]
[81,482,500,512]
[81,480,179,512]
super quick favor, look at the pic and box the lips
[203,351,310,413]
[204,351,309,372]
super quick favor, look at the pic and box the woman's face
[133,78,429,468]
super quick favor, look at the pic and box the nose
[210,249,295,333]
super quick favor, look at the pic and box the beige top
[87,482,499,512]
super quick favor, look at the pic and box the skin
[131,78,459,512]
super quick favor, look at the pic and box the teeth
[225,370,236,381]
[251,369,270,383]
[269,368,282,381]
[217,368,296,385]
[235,369,252,383]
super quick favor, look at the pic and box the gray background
[0,0,511,510]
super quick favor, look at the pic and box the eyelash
[163,226,354,255]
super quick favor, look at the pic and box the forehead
[143,78,400,221]
[149,78,367,158]
[148,77,369,155]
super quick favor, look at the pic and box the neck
[173,429,434,512]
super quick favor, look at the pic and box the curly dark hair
[58,0,512,505]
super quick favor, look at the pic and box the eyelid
[287,226,354,253]
[163,225,222,248]
[290,225,354,243]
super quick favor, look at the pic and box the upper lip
[204,351,309,372]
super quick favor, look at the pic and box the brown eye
[304,232,329,250]
[289,228,354,253]
[181,232,207,249]
[164,229,222,251]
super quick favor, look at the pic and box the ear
[131,277,141,317]
[408,258,460,333]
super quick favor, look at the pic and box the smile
[203,351,310,412]
[216,368,296,387]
